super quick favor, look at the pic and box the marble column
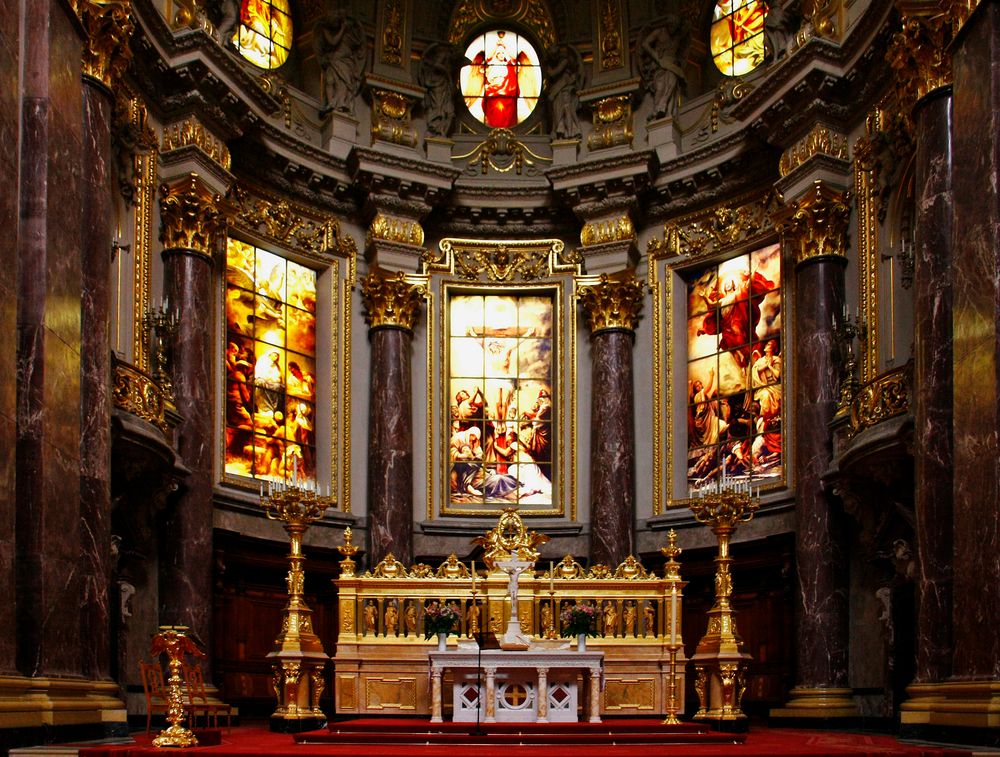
[578,273,644,568]
[950,0,1000,685]
[78,4,133,680]
[157,176,225,660]
[15,0,85,679]
[361,268,425,566]
[911,85,954,684]
[771,182,856,718]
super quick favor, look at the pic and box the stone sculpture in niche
[315,9,367,116]
[764,0,799,62]
[419,43,463,137]
[545,44,584,139]
[638,15,689,121]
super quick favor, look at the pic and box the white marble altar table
[428,647,604,724]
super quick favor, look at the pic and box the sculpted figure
[419,43,461,137]
[638,15,689,121]
[545,44,584,139]
[315,10,367,115]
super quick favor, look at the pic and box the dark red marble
[159,249,216,665]
[911,87,954,684]
[949,0,1000,681]
[366,327,414,566]
[0,0,20,676]
[79,80,115,682]
[15,1,85,678]
[792,255,849,689]
[588,329,635,568]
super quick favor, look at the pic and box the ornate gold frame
[647,190,787,514]
[423,238,582,521]
[220,184,357,512]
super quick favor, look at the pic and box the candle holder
[336,526,360,578]
[151,625,201,748]
[660,530,686,725]
[262,483,333,732]
[688,489,759,725]
[144,303,178,401]
[544,591,558,640]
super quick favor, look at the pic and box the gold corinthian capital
[158,175,226,257]
[78,0,134,90]
[772,181,851,266]
[360,268,426,332]
[578,273,644,335]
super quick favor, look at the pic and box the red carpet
[75,720,974,757]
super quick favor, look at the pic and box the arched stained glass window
[234,0,293,69]
[459,30,542,129]
[710,0,767,77]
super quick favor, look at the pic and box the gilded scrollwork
[778,124,849,178]
[472,507,549,569]
[368,213,424,247]
[453,128,552,176]
[849,364,911,437]
[599,0,623,71]
[380,0,404,66]
[366,553,410,578]
[370,89,418,148]
[577,273,645,335]
[612,555,654,581]
[887,7,953,109]
[161,118,232,171]
[580,215,635,246]
[78,0,134,90]
[657,190,782,261]
[447,0,555,50]
[112,359,169,433]
[423,238,581,282]
[360,269,427,332]
[587,96,633,151]
[158,175,226,257]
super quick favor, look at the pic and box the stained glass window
[224,239,317,487]
[686,243,782,494]
[710,0,767,77]
[234,0,293,69]
[459,30,542,128]
[447,293,554,511]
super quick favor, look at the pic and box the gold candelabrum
[151,625,202,748]
[661,529,686,725]
[261,482,332,732]
[688,487,759,724]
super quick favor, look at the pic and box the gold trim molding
[588,96,634,151]
[78,0,133,90]
[423,238,582,282]
[453,128,552,175]
[849,363,911,437]
[577,273,644,335]
[581,214,635,246]
[113,358,170,432]
[853,121,882,383]
[779,124,849,178]
[379,0,405,67]
[447,0,555,50]
[371,89,418,147]
[158,174,226,257]
[772,181,851,266]
[361,268,427,331]
[161,118,232,172]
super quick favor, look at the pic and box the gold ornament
[78,0,133,90]
[158,175,225,257]
[779,124,849,178]
[577,273,644,334]
[473,507,549,570]
[360,268,426,331]
[150,626,201,748]
[772,181,850,265]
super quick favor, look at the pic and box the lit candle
[471,560,476,591]
[293,456,298,486]
[549,561,554,592]
[669,586,678,648]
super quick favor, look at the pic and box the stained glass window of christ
[234,0,293,69]
[224,239,317,488]
[447,293,554,512]
[710,0,767,77]
[686,243,782,494]
[459,30,542,128]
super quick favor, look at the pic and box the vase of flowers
[561,602,598,651]
[424,602,461,651]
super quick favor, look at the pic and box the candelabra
[262,481,332,732]
[151,625,202,748]
[833,307,867,410]
[144,302,178,401]
[688,488,759,725]
[661,530,686,725]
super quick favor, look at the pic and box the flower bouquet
[560,602,598,637]
[423,602,461,640]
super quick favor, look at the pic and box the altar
[428,647,604,723]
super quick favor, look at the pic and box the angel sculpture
[544,44,584,139]
[419,43,462,137]
[315,10,367,116]
[462,30,541,128]
[637,15,690,121]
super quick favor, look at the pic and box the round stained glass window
[710,0,768,77]
[234,0,293,69]
[459,30,542,129]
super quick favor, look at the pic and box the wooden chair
[182,662,233,731]
[138,660,169,734]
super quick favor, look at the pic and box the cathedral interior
[2,0,999,751]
